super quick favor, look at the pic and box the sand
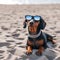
[0,4,60,60]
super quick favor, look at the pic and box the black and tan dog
[23,15,55,56]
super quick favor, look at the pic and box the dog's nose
[30,22,34,25]
[30,20,34,26]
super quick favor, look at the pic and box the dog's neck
[28,29,41,38]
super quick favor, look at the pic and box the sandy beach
[0,4,60,60]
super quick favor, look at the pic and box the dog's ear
[40,17,46,29]
[23,20,27,28]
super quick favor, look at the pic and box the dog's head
[23,15,46,34]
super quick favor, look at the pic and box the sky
[0,0,60,4]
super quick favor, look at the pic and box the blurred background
[0,0,60,4]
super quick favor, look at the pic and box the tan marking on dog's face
[28,21,40,34]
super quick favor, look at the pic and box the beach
[0,4,60,60]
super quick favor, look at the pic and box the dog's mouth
[28,25,38,35]
[28,21,40,35]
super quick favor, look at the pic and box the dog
[23,15,56,56]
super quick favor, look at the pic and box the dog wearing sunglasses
[23,15,55,56]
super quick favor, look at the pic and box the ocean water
[0,0,60,4]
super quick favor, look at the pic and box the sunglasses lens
[34,16,40,21]
[25,15,32,20]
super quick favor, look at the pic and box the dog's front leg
[26,40,33,55]
[35,46,44,56]
[35,40,44,56]
[26,46,32,55]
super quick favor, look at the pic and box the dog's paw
[35,51,42,56]
[25,52,32,55]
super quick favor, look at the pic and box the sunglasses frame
[25,15,41,21]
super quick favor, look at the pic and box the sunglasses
[25,15,41,21]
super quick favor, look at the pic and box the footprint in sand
[0,50,5,59]
[6,40,15,43]
[1,26,9,30]
[55,31,60,33]
[0,42,11,47]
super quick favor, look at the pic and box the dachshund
[23,15,56,56]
